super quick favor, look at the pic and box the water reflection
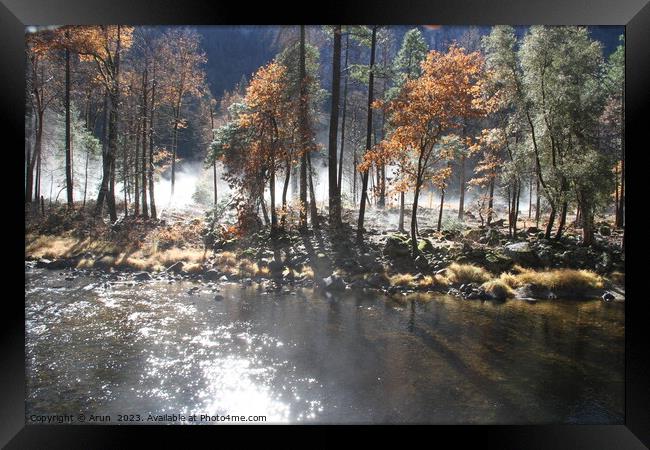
[25,268,624,424]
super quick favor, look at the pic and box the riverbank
[25,206,625,303]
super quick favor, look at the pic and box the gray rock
[203,269,221,281]
[134,271,152,281]
[367,273,388,288]
[602,291,615,302]
[414,255,429,270]
[505,242,539,267]
[36,258,52,268]
[268,260,285,274]
[322,275,346,292]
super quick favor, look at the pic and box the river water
[25,267,624,424]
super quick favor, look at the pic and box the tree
[25,30,59,205]
[70,25,134,221]
[356,25,378,240]
[327,25,342,227]
[239,62,292,233]
[371,45,493,257]
[389,27,428,231]
[604,35,624,229]
[158,28,207,200]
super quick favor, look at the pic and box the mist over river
[25,266,624,424]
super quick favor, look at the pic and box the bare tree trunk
[528,175,533,219]
[337,33,349,200]
[307,152,319,228]
[141,67,149,218]
[148,68,157,220]
[95,26,121,222]
[458,154,466,220]
[26,110,43,204]
[171,119,179,199]
[545,205,556,240]
[83,149,89,208]
[555,200,568,239]
[437,188,445,232]
[615,94,625,228]
[357,26,377,241]
[328,25,342,227]
[410,180,421,257]
[535,176,541,228]
[398,191,405,232]
[281,160,290,228]
[487,178,495,225]
[64,45,73,206]
[298,25,308,229]
[270,163,277,231]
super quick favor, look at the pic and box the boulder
[36,258,52,268]
[367,272,388,288]
[484,251,514,272]
[349,279,370,290]
[504,242,539,267]
[203,269,221,281]
[602,291,615,302]
[414,255,429,270]
[383,235,411,258]
[322,274,346,292]
[461,229,484,242]
[268,260,285,274]
[417,238,435,253]
[134,271,152,281]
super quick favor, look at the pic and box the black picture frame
[3,0,648,447]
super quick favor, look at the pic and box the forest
[25,25,625,302]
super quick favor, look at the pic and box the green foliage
[202,194,233,248]
[386,28,428,99]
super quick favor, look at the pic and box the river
[25,266,624,424]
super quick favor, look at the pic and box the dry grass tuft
[418,274,450,288]
[446,263,492,285]
[499,267,604,294]
[390,273,416,286]
[481,279,515,299]
[214,251,238,268]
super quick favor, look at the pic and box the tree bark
[64,45,73,206]
[307,151,319,228]
[437,188,445,232]
[148,66,157,219]
[458,154,466,220]
[337,32,349,200]
[328,25,342,227]
[357,26,377,241]
[398,191,405,232]
[487,178,495,225]
[141,67,149,218]
[555,200,568,239]
[410,180,421,257]
[298,25,308,229]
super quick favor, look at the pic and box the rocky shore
[26,213,625,303]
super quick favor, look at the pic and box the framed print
[2,0,648,447]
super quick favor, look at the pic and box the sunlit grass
[499,267,604,293]
[445,263,492,285]
[481,279,515,299]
